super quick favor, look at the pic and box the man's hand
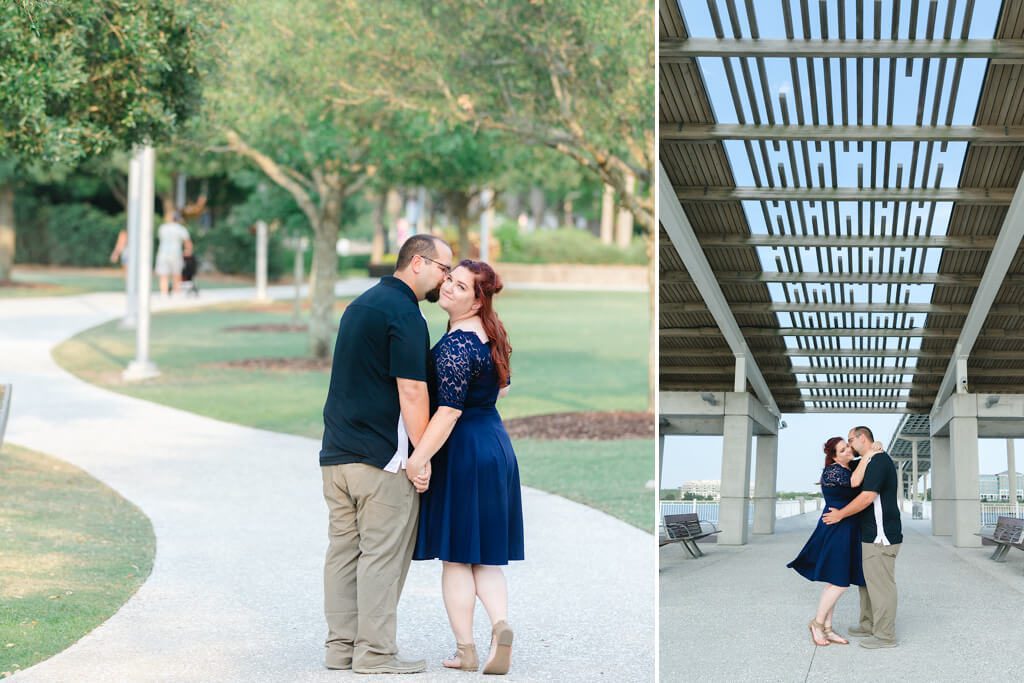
[822,507,844,525]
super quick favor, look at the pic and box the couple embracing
[787,426,904,649]
[318,235,524,674]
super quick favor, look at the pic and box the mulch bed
[503,411,653,440]
[203,357,653,441]
[209,357,331,371]
[222,324,309,333]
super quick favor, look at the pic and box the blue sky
[663,2,1011,492]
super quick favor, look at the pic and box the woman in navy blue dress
[787,437,865,646]
[406,260,523,675]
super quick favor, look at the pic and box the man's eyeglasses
[421,255,452,275]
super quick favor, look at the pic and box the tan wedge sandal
[483,621,514,675]
[823,626,849,645]
[808,619,830,647]
[443,643,479,671]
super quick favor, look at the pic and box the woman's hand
[406,458,431,492]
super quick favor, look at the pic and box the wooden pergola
[659,0,1024,546]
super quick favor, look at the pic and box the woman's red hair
[451,259,512,387]
[823,436,843,467]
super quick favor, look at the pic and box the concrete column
[931,435,953,535]
[658,434,665,493]
[753,434,778,534]
[124,146,159,381]
[719,393,753,545]
[949,395,981,547]
[1007,439,1019,517]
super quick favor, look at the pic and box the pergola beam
[661,326,999,339]
[691,235,996,250]
[661,38,1024,61]
[659,348,965,360]
[661,271,1008,287]
[933,169,1024,409]
[676,186,1014,204]
[661,365,947,377]
[661,302,1024,315]
[662,123,1024,145]
[658,162,780,417]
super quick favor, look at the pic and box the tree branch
[224,129,320,227]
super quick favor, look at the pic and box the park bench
[660,513,720,559]
[976,515,1024,562]
[0,384,11,449]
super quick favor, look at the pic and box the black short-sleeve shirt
[859,451,904,545]
[319,277,430,468]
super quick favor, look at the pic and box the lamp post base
[123,361,160,382]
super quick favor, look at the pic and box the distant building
[980,471,1023,501]
[678,480,756,500]
[680,480,720,500]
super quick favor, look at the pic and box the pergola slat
[661,38,1024,60]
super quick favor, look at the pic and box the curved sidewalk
[1,286,654,682]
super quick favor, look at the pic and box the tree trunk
[0,184,14,282]
[615,172,636,247]
[371,191,387,262]
[562,194,574,228]
[529,186,545,231]
[599,183,615,244]
[309,189,342,360]
[447,191,472,259]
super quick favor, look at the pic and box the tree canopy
[0,0,206,165]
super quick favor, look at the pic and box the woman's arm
[498,385,510,399]
[850,452,874,487]
[405,406,462,483]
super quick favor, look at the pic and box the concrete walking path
[660,510,1024,682]
[1,283,654,682]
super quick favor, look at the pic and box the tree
[0,0,206,281]
[205,1,409,358]
[336,0,653,232]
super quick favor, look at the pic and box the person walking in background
[787,437,868,646]
[154,211,192,296]
[319,234,453,675]
[823,426,904,649]
[407,260,524,676]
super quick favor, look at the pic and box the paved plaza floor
[1,285,654,682]
[660,510,1024,682]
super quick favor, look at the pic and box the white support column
[734,355,747,393]
[1007,439,1019,517]
[123,146,159,381]
[719,393,754,545]
[931,436,953,535]
[255,220,269,302]
[753,434,778,534]
[122,153,141,328]
[658,434,665,493]
[949,395,981,547]
[911,440,921,518]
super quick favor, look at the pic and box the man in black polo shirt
[320,234,452,674]
[823,425,903,649]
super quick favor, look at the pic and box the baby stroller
[181,255,200,297]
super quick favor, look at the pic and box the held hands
[406,458,431,493]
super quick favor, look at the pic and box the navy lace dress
[413,329,525,566]
[786,464,865,587]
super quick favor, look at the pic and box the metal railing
[659,498,821,525]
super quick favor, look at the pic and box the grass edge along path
[0,444,156,678]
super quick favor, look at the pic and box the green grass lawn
[0,267,249,298]
[53,289,653,528]
[0,444,155,678]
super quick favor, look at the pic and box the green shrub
[495,223,647,265]
[14,198,124,267]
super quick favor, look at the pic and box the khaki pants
[322,463,419,668]
[858,542,901,643]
